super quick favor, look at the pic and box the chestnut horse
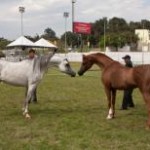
[78,52,150,127]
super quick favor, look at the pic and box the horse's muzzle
[78,70,83,76]
[71,72,76,77]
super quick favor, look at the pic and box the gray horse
[0,50,55,118]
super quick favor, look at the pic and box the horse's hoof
[145,127,150,131]
[106,116,113,120]
[106,115,114,120]
[25,113,31,119]
[145,124,150,130]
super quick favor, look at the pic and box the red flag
[73,22,91,34]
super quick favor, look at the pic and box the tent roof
[7,36,35,47]
[34,38,57,48]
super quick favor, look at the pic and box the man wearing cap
[120,55,135,110]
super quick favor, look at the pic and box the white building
[135,29,150,51]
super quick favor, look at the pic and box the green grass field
[0,63,150,150]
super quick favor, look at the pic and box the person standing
[28,49,36,59]
[120,55,135,110]
[28,49,37,103]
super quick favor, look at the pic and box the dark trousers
[121,88,134,109]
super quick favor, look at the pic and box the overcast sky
[0,0,150,40]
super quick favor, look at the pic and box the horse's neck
[35,51,54,75]
[50,56,62,67]
[92,53,114,69]
[43,51,54,64]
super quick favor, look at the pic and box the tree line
[62,17,150,51]
[1,17,150,52]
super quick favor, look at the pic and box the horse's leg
[32,88,37,103]
[23,84,37,119]
[27,88,37,103]
[104,87,113,119]
[25,87,31,104]
[143,92,150,128]
[111,89,116,118]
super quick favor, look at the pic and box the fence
[55,52,150,65]
[3,51,150,65]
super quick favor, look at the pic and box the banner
[73,22,91,34]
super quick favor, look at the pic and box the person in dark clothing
[120,55,135,110]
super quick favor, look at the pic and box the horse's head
[78,54,93,76]
[59,58,76,77]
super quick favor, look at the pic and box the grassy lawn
[0,63,150,150]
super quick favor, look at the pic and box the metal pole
[142,23,145,64]
[72,0,76,32]
[21,12,23,35]
[64,12,69,52]
[65,17,67,52]
[19,6,25,36]
[104,20,106,51]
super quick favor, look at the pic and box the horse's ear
[82,55,86,61]
[83,54,86,58]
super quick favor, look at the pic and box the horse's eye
[65,63,70,67]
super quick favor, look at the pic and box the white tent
[7,36,35,47]
[34,38,57,48]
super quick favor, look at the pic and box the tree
[91,17,141,50]
[0,38,10,50]
[41,28,57,41]
[25,34,40,42]
[129,21,142,32]
[141,19,150,29]
[107,33,126,51]
[91,18,108,45]
[61,31,94,51]
[108,17,129,33]
[99,32,138,51]
[61,31,79,48]
[88,35,97,47]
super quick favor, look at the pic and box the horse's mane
[32,55,49,74]
[86,52,115,68]
[96,53,114,60]
[87,52,114,61]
